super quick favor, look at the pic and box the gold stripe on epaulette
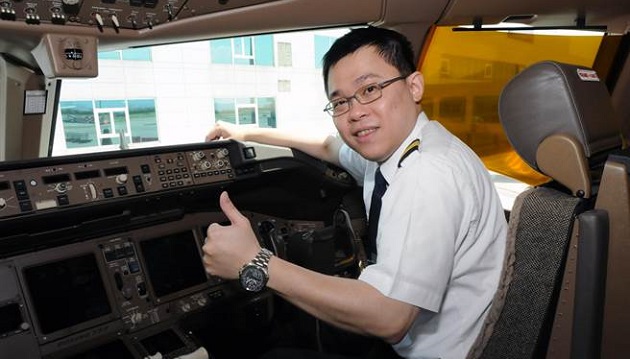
[398,139,421,167]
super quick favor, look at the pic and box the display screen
[0,303,23,335]
[74,169,101,180]
[140,231,207,299]
[42,173,71,184]
[64,48,83,61]
[23,253,112,335]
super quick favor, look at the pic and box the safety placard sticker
[576,68,600,82]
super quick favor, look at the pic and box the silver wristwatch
[238,248,273,292]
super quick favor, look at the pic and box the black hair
[322,26,416,93]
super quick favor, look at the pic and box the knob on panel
[216,148,229,158]
[54,182,68,194]
[116,174,128,184]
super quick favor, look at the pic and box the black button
[13,180,26,190]
[14,181,29,200]
[19,201,33,212]
[103,188,114,198]
[133,176,145,193]
[104,249,116,262]
[16,190,29,200]
[137,282,147,296]
[124,244,135,256]
[128,260,140,273]
[57,195,69,206]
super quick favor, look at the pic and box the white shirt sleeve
[359,150,471,313]
[338,144,367,186]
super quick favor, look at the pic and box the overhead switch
[111,14,120,31]
[94,12,104,31]
[0,4,17,21]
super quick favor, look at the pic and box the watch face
[239,265,267,292]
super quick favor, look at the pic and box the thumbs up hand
[202,191,261,279]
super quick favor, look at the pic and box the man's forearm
[266,256,419,342]
[243,128,342,166]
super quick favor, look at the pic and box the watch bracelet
[251,248,273,268]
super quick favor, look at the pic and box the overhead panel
[0,0,284,31]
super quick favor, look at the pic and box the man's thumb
[219,191,247,225]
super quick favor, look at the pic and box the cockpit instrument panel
[0,141,239,220]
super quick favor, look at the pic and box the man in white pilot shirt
[202,26,507,359]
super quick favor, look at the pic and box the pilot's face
[327,46,424,163]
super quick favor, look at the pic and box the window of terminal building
[214,97,276,128]
[277,42,292,67]
[210,35,274,66]
[58,99,158,149]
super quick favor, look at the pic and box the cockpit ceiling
[0,0,628,63]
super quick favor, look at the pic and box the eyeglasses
[323,74,409,117]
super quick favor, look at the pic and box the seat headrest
[499,61,622,173]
